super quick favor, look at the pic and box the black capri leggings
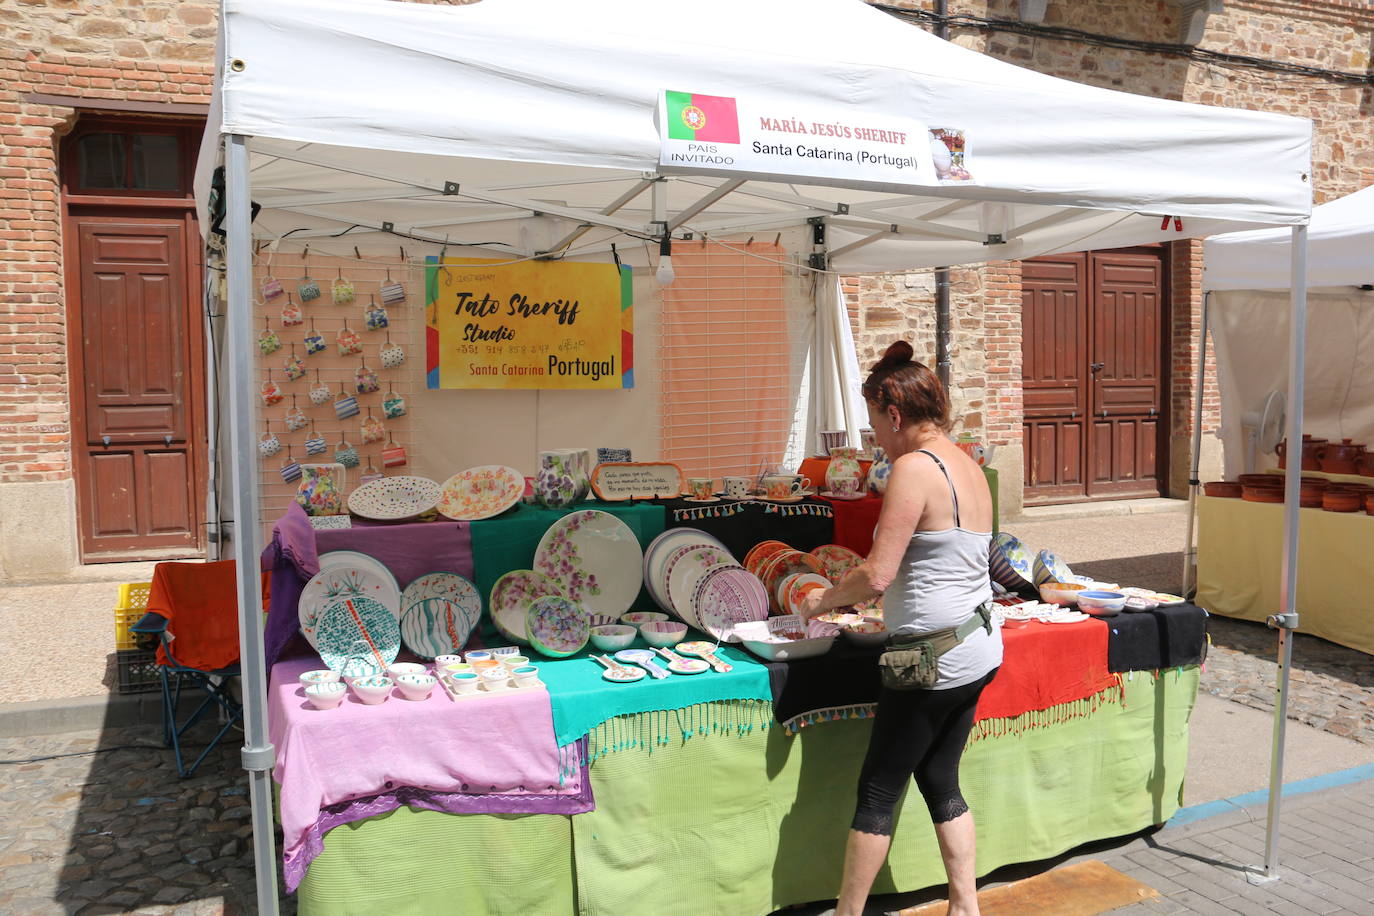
[851,668,999,836]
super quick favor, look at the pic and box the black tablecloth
[1104,602,1209,673]
[657,496,835,560]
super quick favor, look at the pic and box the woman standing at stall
[800,340,1001,916]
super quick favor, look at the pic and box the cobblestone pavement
[1199,616,1374,747]
[0,726,293,916]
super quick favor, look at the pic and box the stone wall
[848,0,1374,512]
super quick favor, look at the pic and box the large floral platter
[664,545,736,627]
[399,572,481,659]
[348,476,442,521]
[489,570,564,646]
[526,595,590,658]
[436,465,525,521]
[533,510,643,618]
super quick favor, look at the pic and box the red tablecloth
[977,618,1117,720]
[820,493,883,555]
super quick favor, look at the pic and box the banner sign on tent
[425,258,633,389]
[657,90,973,187]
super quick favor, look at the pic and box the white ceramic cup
[763,475,811,500]
[723,476,750,499]
[481,668,510,691]
[511,666,540,687]
[501,655,530,671]
[450,672,480,695]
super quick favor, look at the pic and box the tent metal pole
[225,132,281,914]
[1181,290,1210,597]
[1261,224,1308,881]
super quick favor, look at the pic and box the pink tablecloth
[269,655,591,891]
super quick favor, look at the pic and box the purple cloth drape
[260,504,474,670]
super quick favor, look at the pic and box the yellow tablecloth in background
[1196,495,1374,655]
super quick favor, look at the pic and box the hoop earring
[891,425,899,433]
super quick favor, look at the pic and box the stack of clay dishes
[1202,481,1242,499]
[1240,476,1283,503]
[1322,486,1364,513]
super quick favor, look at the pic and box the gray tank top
[885,449,1002,690]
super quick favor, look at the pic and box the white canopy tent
[1182,185,1373,885]
[195,0,1312,910]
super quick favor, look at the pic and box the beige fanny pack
[878,602,994,691]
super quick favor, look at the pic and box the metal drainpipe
[934,0,952,388]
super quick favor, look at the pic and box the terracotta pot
[1322,488,1362,513]
[1316,438,1365,475]
[1242,485,1284,504]
[1358,451,1374,477]
[1365,492,1374,516]
[1238,473,1283,488]
[1276,435,1327,471]
[1203,481,1242,498]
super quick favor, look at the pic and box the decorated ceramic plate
[743,540,791,577]
[602,666,646,683]
[759,550,826,613]
[489,569,564,646]
[526,595,590,658]
[436,465,525,521]
[811,544,863,583]
[299,552,401,649]
[347,475,441,521]
[643,528,732,613]
[989,532,1035,592]
[534,509,644,618]
[315,594,402,678]
[779,572,832,616]
[652,543,714,621]
[399,572,481,659]
[692,566,769,643]
[666,548,739,627]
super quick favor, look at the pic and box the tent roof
[198,0,1313,271]
[1204,184,1374,291]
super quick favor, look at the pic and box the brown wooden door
[72,215,204,559]
[1022,249,1166,504]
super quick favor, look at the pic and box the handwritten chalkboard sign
[590,462,685,502]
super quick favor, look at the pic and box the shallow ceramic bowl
[842,617,888,649]
[350,676,393,705]
[733,620,836,661]
[1076,590,1127,614]
[590,624,637,652]
[433,654,465,670]
[395,673,436,700]
[386,662,427,680]
[1038,581,1086,606]
[298,669,341,688]
[1000,617,1031,630]
[640,620,688,648]
[621,611,670,628]
[587,614,620,629]
[304,681,346,709]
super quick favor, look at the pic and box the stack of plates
[642,528,732,615]
[298,550,403,678]
[756,549,826,614]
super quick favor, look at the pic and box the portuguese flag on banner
[665,91,741,144]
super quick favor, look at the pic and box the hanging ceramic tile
[337,325,362,357]
[280,293,303,327]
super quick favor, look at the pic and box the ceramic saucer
[762,495,805,503]
[682,496,721,503]
[819,490,866,500]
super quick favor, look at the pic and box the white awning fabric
[197,0,1312,271]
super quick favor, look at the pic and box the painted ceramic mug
[260,379,284,406]
[334,441,360,468]
[381,444,408,468]
[258,327,282,356]
[380,343,405,369]
[284,406,309,432]
[383,394,406,419]
[304,433,328,456]
[763,475,810,500]
[335,393,360,420]
[361,415,385,444]
[280,458,302,483]
[819,429,848,455]
[260,277,284,301]
[723,476,750,500]
[337,327,362,357]
[365,304,389,331]
[332,277,355,306]
[280,299,303,327]
[309,382,332,406]
[258,432,282,457]
[355,365,380,394]
[686,477,715,500]
[298,277,322,303]
[304,331,326,356]
[284,355,307,380]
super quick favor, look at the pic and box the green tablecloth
[296,666,1198,915]
[467,499,666,641]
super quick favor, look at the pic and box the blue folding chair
[130,561,243,778]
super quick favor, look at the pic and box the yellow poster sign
[425,257,633,390]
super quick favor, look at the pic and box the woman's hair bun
[871,340,915,373]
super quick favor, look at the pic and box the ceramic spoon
[613,649,670,680]
[593,654,645,682]
[676,640,733,673]
[654,647,709,675]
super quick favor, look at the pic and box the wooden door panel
[72,215,201,558]
[1021,255,1089,500]
[89,451,137,538]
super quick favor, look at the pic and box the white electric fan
[1240,390,1286,474]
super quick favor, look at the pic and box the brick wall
[0,0,218,485]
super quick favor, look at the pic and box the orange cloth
[146,560,241,672]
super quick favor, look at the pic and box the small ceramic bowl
[350,676,393,705]
[442,662,474,677]
[640,620,688,648]
[433,654,465,670]
[501,655,530,671]
[481,667,510,691]
[511,665,540,687]
[298,669,340,688]
[465,650,492,664]
[1038,581,1086,606]
[395,673,436,701]
[1000,617,1031,629]
[304,681,346,709]
[387,662,427,680]
[449,672,480,695]
[842,617,888,648]
[590,624,637,652]
[1076,590,1127,614]
[620,611,670,628]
